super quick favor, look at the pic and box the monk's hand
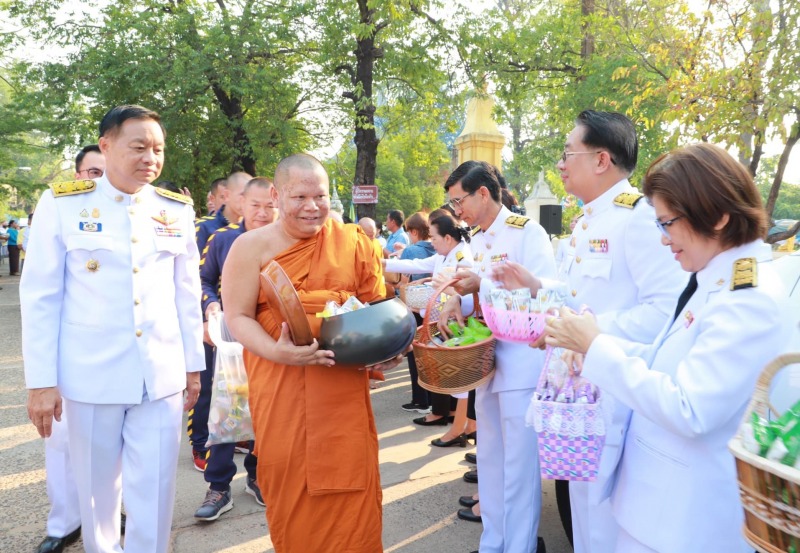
[544,307,600,355]
[27,387,62,438]
[273,322,335,367]
[436,295,464,338]
[184,372,201,411]
[368,344,413,374]
[451,269,480,296]
[491,262,541,296]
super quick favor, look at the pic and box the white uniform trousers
[616,527,658,553]
[44,414,81,537]
[570,485,618,553]
[476,387,542,553]
[64,392,183,553]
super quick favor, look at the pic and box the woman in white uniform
[545,143,793,552]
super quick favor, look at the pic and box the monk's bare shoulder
[232,222,284,265]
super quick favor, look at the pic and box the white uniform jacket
[384,240,473,276]
[21,176,205,404]
[470,206,557,393]
[582,240,792,552]
[552,180,687,502]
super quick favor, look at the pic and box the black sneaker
[194,489,233,521]
[401,402,431,413]
[245,476,265,506]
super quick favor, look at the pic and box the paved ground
[0,272,573,553]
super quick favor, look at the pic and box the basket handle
[748,353,800,420]
[419,277,480,345]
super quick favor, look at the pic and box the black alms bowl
[319,297,416,367]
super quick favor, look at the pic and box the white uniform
[581,241,792,552]
[44,414,81,538]
[556,180,686,552]
[21,176,204,553]
[469,206,556,553]
[384,240,472,275]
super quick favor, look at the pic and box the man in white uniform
[440,161,556,553]
[494,110,686,552]
[22,105,204,553]
[33,145,107,553]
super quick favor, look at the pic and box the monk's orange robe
[245,219,386,553]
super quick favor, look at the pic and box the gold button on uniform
[134,197,142,204]
[576,256,582,263]
[133,267,140,274]
[114,195,123,202]
[582,222,588,230]
[134,299,141,305]
[131,237,138,243]
[571,290,577,297]
[486,243,492,250]
[586,207,593,215]
[136,329,143,337]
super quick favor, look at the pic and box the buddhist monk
[222,153,402,552]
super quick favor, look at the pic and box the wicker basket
[413,278,496,394]
[398,278,436,311]
[729,353,800,553]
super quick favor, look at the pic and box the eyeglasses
[448,191,476,210]
[77,168,104,178]
[560,150,602,162]
[655,215,683,239]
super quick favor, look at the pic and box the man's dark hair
[99,105,165,139]
[27,212,33,224]
[154,180,182,194]
[75,144,101,172]
[443,160,502,202]
[209,177,227,194]
[387,209,405,227]
[575,110,638,174]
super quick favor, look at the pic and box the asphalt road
[0,271,573,553]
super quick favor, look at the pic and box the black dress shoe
[464,452,477,464]
[463,469,478,483]
[459,495,479,508]
[431,433,467,448]
[36,527,81,553]
[457,506,482,522]
[413,415,450,426]
[466,431,477,444]
[537,536,547,552]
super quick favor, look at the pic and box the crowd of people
[17,103,793,553]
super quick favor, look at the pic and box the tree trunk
[764,118,800,230]
[581,0,595,59]
[349,0,383,221]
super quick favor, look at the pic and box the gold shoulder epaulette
[50,179,96,197]
[613,192,644,209]
[155,187,194,205]
[731,257,758,290]
[455,251,464,261]
[470,225,481,236]
[505,215,530,228]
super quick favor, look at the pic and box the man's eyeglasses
[655,215,683,239]
[448,190,476,210]
[77,168,104,178]
[560,150,602,162]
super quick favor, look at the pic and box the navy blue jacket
[200,221,246,317]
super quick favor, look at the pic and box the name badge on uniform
[79,221,102,232]
[152,210,182,237]
[589,239,608,253]
[491,253,508,265]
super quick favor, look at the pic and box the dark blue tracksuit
[187,208,230,454]
[200,221,257,491]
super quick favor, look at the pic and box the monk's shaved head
[274,153,327,189]
[358,217,377,239]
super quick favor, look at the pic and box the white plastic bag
[205,311,255,447]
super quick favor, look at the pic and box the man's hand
[451,269,481,296]
[366,344,413,375]
[491,261,541,296]
[184,372,201,411]
[271,322,335,366]
[436,295,465,338]
[27,387,62,438]
[544,307,600,355]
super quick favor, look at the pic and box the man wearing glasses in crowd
[32,144,107,553]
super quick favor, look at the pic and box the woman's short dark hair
[431,214,470,244]
[444,161,501,202]
[405,212,430,240]
[642,143,767,248]
[99,105,165,139]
